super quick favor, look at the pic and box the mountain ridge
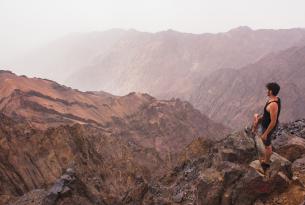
[9,27,305,98]
[190,44,305,129]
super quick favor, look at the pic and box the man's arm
[254,113,262,123]
[257,114,263,122]
[261,102,278,141]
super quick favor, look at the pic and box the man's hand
[260,133,267,141]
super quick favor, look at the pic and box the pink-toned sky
[1,0,305,65]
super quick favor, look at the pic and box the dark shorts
[258,123,276,147]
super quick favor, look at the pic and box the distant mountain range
[8,26,305,128]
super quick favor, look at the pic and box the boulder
[195,168,224,205]
[292,155,305,186]
[217,131,256,164]
[273,133,305,162]
[232,166,290,205]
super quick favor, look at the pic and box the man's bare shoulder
[267,101,279,112]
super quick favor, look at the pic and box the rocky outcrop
[272,134,305,162]
[42,168,77,205]
[276,119,305,139]
[142,123,305,205]
[271,120,305,162]
[9,168,105,205]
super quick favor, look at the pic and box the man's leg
[261,136,272,172]
[264,145,272,164]
[252,113,260,133]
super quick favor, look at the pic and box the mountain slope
[2,114,305,205]
[190,45,305,128]
[0,70,228,158]
[0,114,164,204]
[0,71,228,204]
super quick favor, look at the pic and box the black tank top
[261,97,281,130]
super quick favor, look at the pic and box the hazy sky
[1,0,305,64]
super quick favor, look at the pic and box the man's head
[266,82,280,96]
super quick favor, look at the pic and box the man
[252,82,281,171]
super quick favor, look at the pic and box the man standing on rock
[252,82,281,171]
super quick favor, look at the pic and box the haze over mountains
[9,26,305,128]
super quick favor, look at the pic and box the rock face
[0,113,164,204]
[8,168,105,205]
[190,45,305,129]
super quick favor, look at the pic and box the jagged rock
[220,162,244,187]
[121,176,148,205]
[231,167,290,205]
[141,126,303,205]
[276,119,305,139]
[292,155,305,185]
[259,180,305,205]
[178,138,213,162]
[195,168,224,205]
[9,169,105,205]
[42,168,76,205]
[273,133,305,162]
[216,131,256,164]
[270,152,293,179]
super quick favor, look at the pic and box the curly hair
[266,82,280,96]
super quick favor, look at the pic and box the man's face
[267,89,272,97]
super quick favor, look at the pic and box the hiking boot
[261,162,270,173]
